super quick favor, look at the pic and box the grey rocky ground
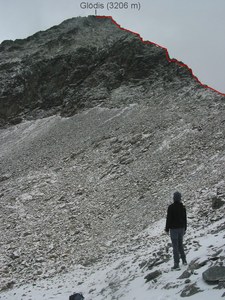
[0,104,224,294]
[0,16,225,297]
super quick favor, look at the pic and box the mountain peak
[0,16,218,127]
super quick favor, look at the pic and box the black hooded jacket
[165,201,187,232]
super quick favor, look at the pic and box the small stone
[185,279,191,284]
[129,134,142,145]
[0,174,11,182]
[36,257,45,263]
[112,146,122,153]
[110,137,119,144]
[59,265,66,272]
[0,280,15,291]
[23,232,32,237]
[35,270,42,276]
[139,261,147,268]
[10,251,20,260]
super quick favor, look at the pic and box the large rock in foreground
[202,266,225,284]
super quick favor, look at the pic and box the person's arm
[184,206,187,232]
[165,206,171,232]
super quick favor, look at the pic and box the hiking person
[165,191,187,270]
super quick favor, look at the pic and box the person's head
[173,191,182,202]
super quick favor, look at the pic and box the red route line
[96,15,225,97]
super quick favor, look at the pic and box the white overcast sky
[0,0,224,94]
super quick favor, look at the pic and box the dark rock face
[0,15,213,127]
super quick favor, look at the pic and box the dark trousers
[170,228,186,265]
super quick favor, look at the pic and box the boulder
[180,283,203,297]
[178,270,192,279]
[144,270,162,282]
[202,266,225,284]
[212,196,225,209]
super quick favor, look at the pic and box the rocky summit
[0,15,219,127]
[0,16,225,296]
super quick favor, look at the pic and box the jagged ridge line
[96,15,225,97]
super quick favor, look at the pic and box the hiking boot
[171,264,180,270]
[182,259,187,266]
